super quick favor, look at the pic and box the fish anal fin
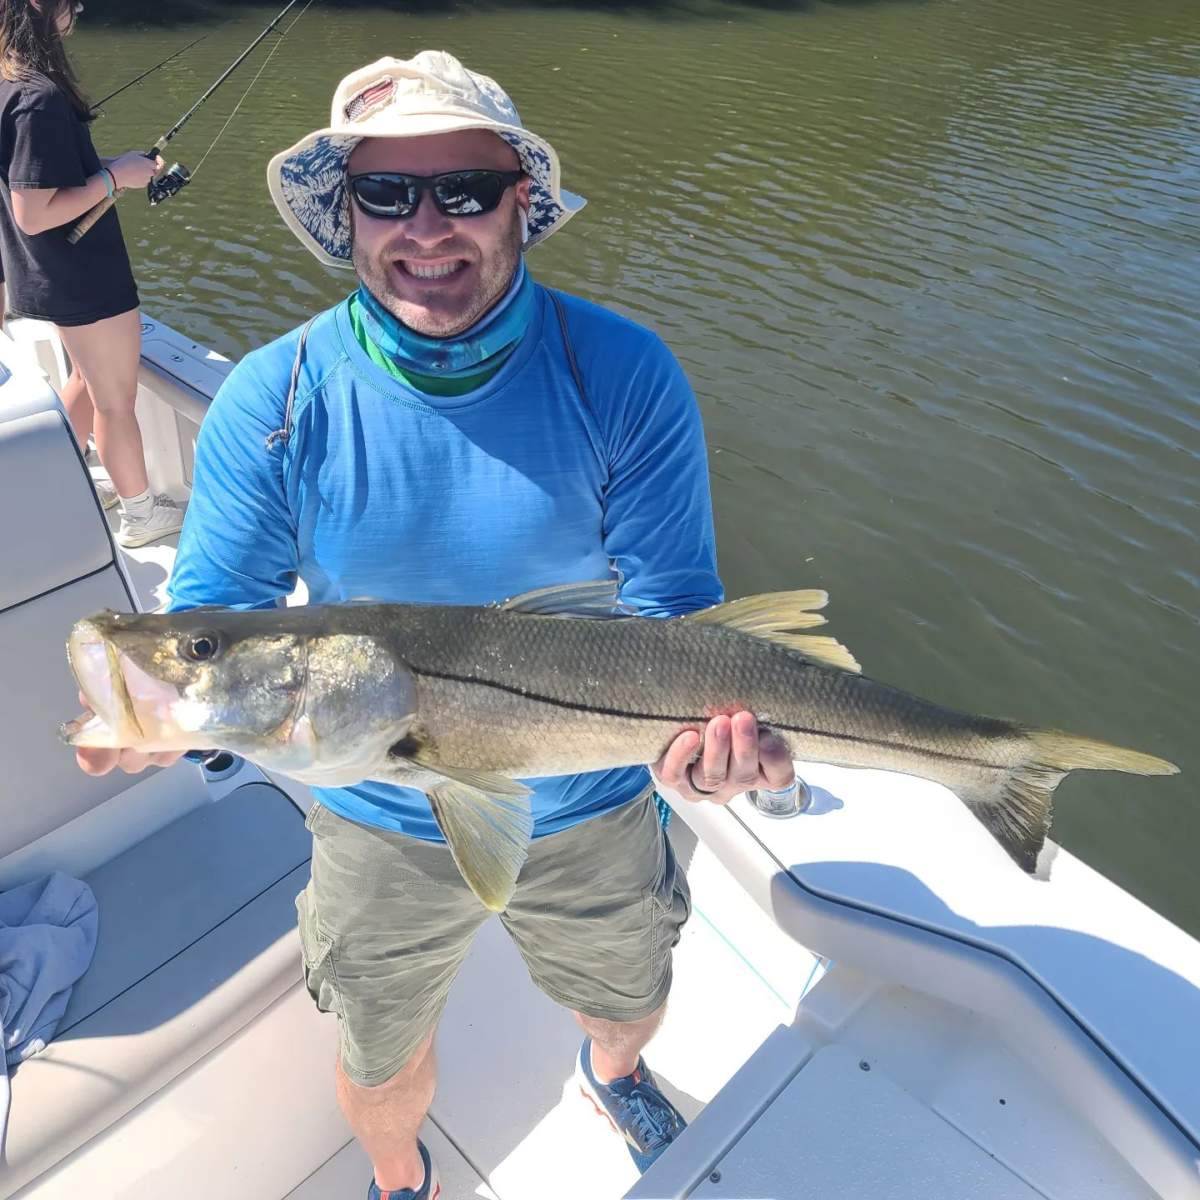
[429,783,533,913]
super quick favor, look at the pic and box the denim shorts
[295,788,691,1087]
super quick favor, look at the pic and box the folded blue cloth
[0,872,98,1143]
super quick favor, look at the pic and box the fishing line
[68,0,316,244]
[190,0,316,180]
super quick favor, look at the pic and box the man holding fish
[73,51,796,1199]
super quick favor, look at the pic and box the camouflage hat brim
[268,117,585,269]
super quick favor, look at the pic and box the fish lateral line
[408,665,1010,772]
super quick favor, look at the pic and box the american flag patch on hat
[343,78,395,122]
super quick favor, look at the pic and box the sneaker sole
[117,521,185,549]
[574,1059,621,1135]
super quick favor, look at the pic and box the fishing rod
[69,0,309,245]
[90,34,209,113]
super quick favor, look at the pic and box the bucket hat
[267,50,586,268]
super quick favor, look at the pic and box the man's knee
[336,1027,435,1100]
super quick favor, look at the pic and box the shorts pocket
[296,890,342,1016]
[303,803,329,835]
[646,829,692,964]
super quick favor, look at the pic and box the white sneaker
[117,495,186,548]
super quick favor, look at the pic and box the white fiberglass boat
[0,316,1196,1200]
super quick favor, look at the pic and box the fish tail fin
[1024,730,1178,778]
[962,730,1178,874]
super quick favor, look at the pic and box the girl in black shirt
[0,0,183,547]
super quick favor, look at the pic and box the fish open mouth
[63,619,134,746]
[62,619,187,749]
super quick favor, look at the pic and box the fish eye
[182,632,221,662]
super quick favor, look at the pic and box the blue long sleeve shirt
[168,285,722,839]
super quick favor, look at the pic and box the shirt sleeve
[166,353,300,613]
[7,85,87,190]
[598,333,724,618]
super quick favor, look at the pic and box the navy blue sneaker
[575,1036,687,1173]
[367,1139,440,1200]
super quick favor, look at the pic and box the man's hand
[72,693,184,776]
[654,710,794,806]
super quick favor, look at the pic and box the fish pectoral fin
[428,780,533,913]
[402,753,534,911]
[496,579,633,618]
[406,754,533,800]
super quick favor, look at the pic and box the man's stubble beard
[352,205,524,339]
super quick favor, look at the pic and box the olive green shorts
[295,789,691,1088]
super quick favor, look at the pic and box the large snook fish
[61,583,1177,911]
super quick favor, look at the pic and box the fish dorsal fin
[683,590,828,632]
[770,633,862,674]
[497,579,632,618]
[684,591,861,673]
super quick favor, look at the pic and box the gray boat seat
[0,393,144,860]
[0,378,312,1195]
[2,786,311,1195]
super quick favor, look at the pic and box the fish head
[62,607,417,779]
[64,608,311,754]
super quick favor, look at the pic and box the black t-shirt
[0,73,138,325]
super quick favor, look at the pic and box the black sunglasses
[348,169,525,220]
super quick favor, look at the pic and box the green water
[73,0,1198,932]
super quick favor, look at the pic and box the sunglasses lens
[352,175,417,217]
[434,171,505,216]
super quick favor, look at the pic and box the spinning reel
[148,162,191,207]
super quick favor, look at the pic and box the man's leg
[501,788,691,1171]
[299,803,489,1197]
[574,1005,666,1083]
[336,1031,436,1192]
